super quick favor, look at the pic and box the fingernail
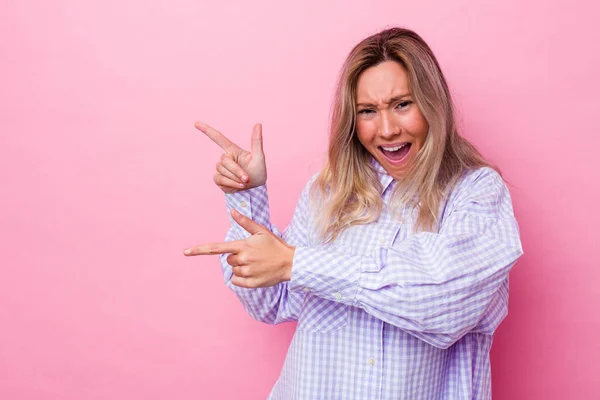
[184,249,191,255]
[238,183,245,188]
[242,175,248,182]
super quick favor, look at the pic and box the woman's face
[355,60,429,180]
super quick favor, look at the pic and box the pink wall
[1,0,599,398]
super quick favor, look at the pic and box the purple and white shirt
[221,162,523,399]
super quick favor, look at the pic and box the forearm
[288,227,522,348]
[224,185,280,239]
[220,180,313,323]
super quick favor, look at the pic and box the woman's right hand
[194,122,267,194]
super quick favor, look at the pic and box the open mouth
[379,143,412,164]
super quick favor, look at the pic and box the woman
[185,27,523,400]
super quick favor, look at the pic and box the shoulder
[453,167,506,196]
[291,172,322,210]
[456,166,504,188]
[298,171,322,198]
[298,172,320,195]
[444,167,513,217]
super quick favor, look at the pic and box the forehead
[356,61,409,102]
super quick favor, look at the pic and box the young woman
[185,27,523,399]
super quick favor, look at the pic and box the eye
[358,109,375,115]
[396,101,412,110]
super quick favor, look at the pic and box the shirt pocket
[296,294,349,333]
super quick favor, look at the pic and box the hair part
[311,27,498,242]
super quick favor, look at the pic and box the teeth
[381,143,407,152]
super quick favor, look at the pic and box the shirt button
[379,238,386,245]
[333,293,342,300]
[368,358,375,366]
[240,201,248,209]
[302,287,311,292]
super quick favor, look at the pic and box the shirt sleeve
[219,179,313,325]
[287,168,524,348]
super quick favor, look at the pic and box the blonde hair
[312,27,497,242]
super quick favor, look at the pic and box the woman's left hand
[184,209,295,288]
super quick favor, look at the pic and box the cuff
[224,185,271,226]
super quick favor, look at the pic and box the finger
[231,275,254,288]
[214,173,245,190]
[217,161,243,183]
[194,121,240,153]
[251,123,264,156]
[184,240,244,256]
[231,209,265,235]
[221,154,249,182]
[232,266,250,278]
[226,253,245,267]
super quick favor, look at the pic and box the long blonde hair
[312,27,497,242]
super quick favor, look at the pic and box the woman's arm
[220,179,313,324]
[189,121,311,325]
[287,168,523,348]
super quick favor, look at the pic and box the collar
[370,157,395,193]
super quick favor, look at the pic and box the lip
[378,142,412,165]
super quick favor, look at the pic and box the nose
[380,110,399,139]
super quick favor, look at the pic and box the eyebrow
[356,94,411,108]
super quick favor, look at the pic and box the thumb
[232,209,264,235]
[251,123,264,156]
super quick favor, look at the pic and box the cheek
[356,120,375,145]
[415,121,429,143]
[406,112,429,142]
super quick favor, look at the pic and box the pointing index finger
[184,240,244,256]
[194,121,240,153]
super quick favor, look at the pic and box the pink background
[1,0,599,398]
